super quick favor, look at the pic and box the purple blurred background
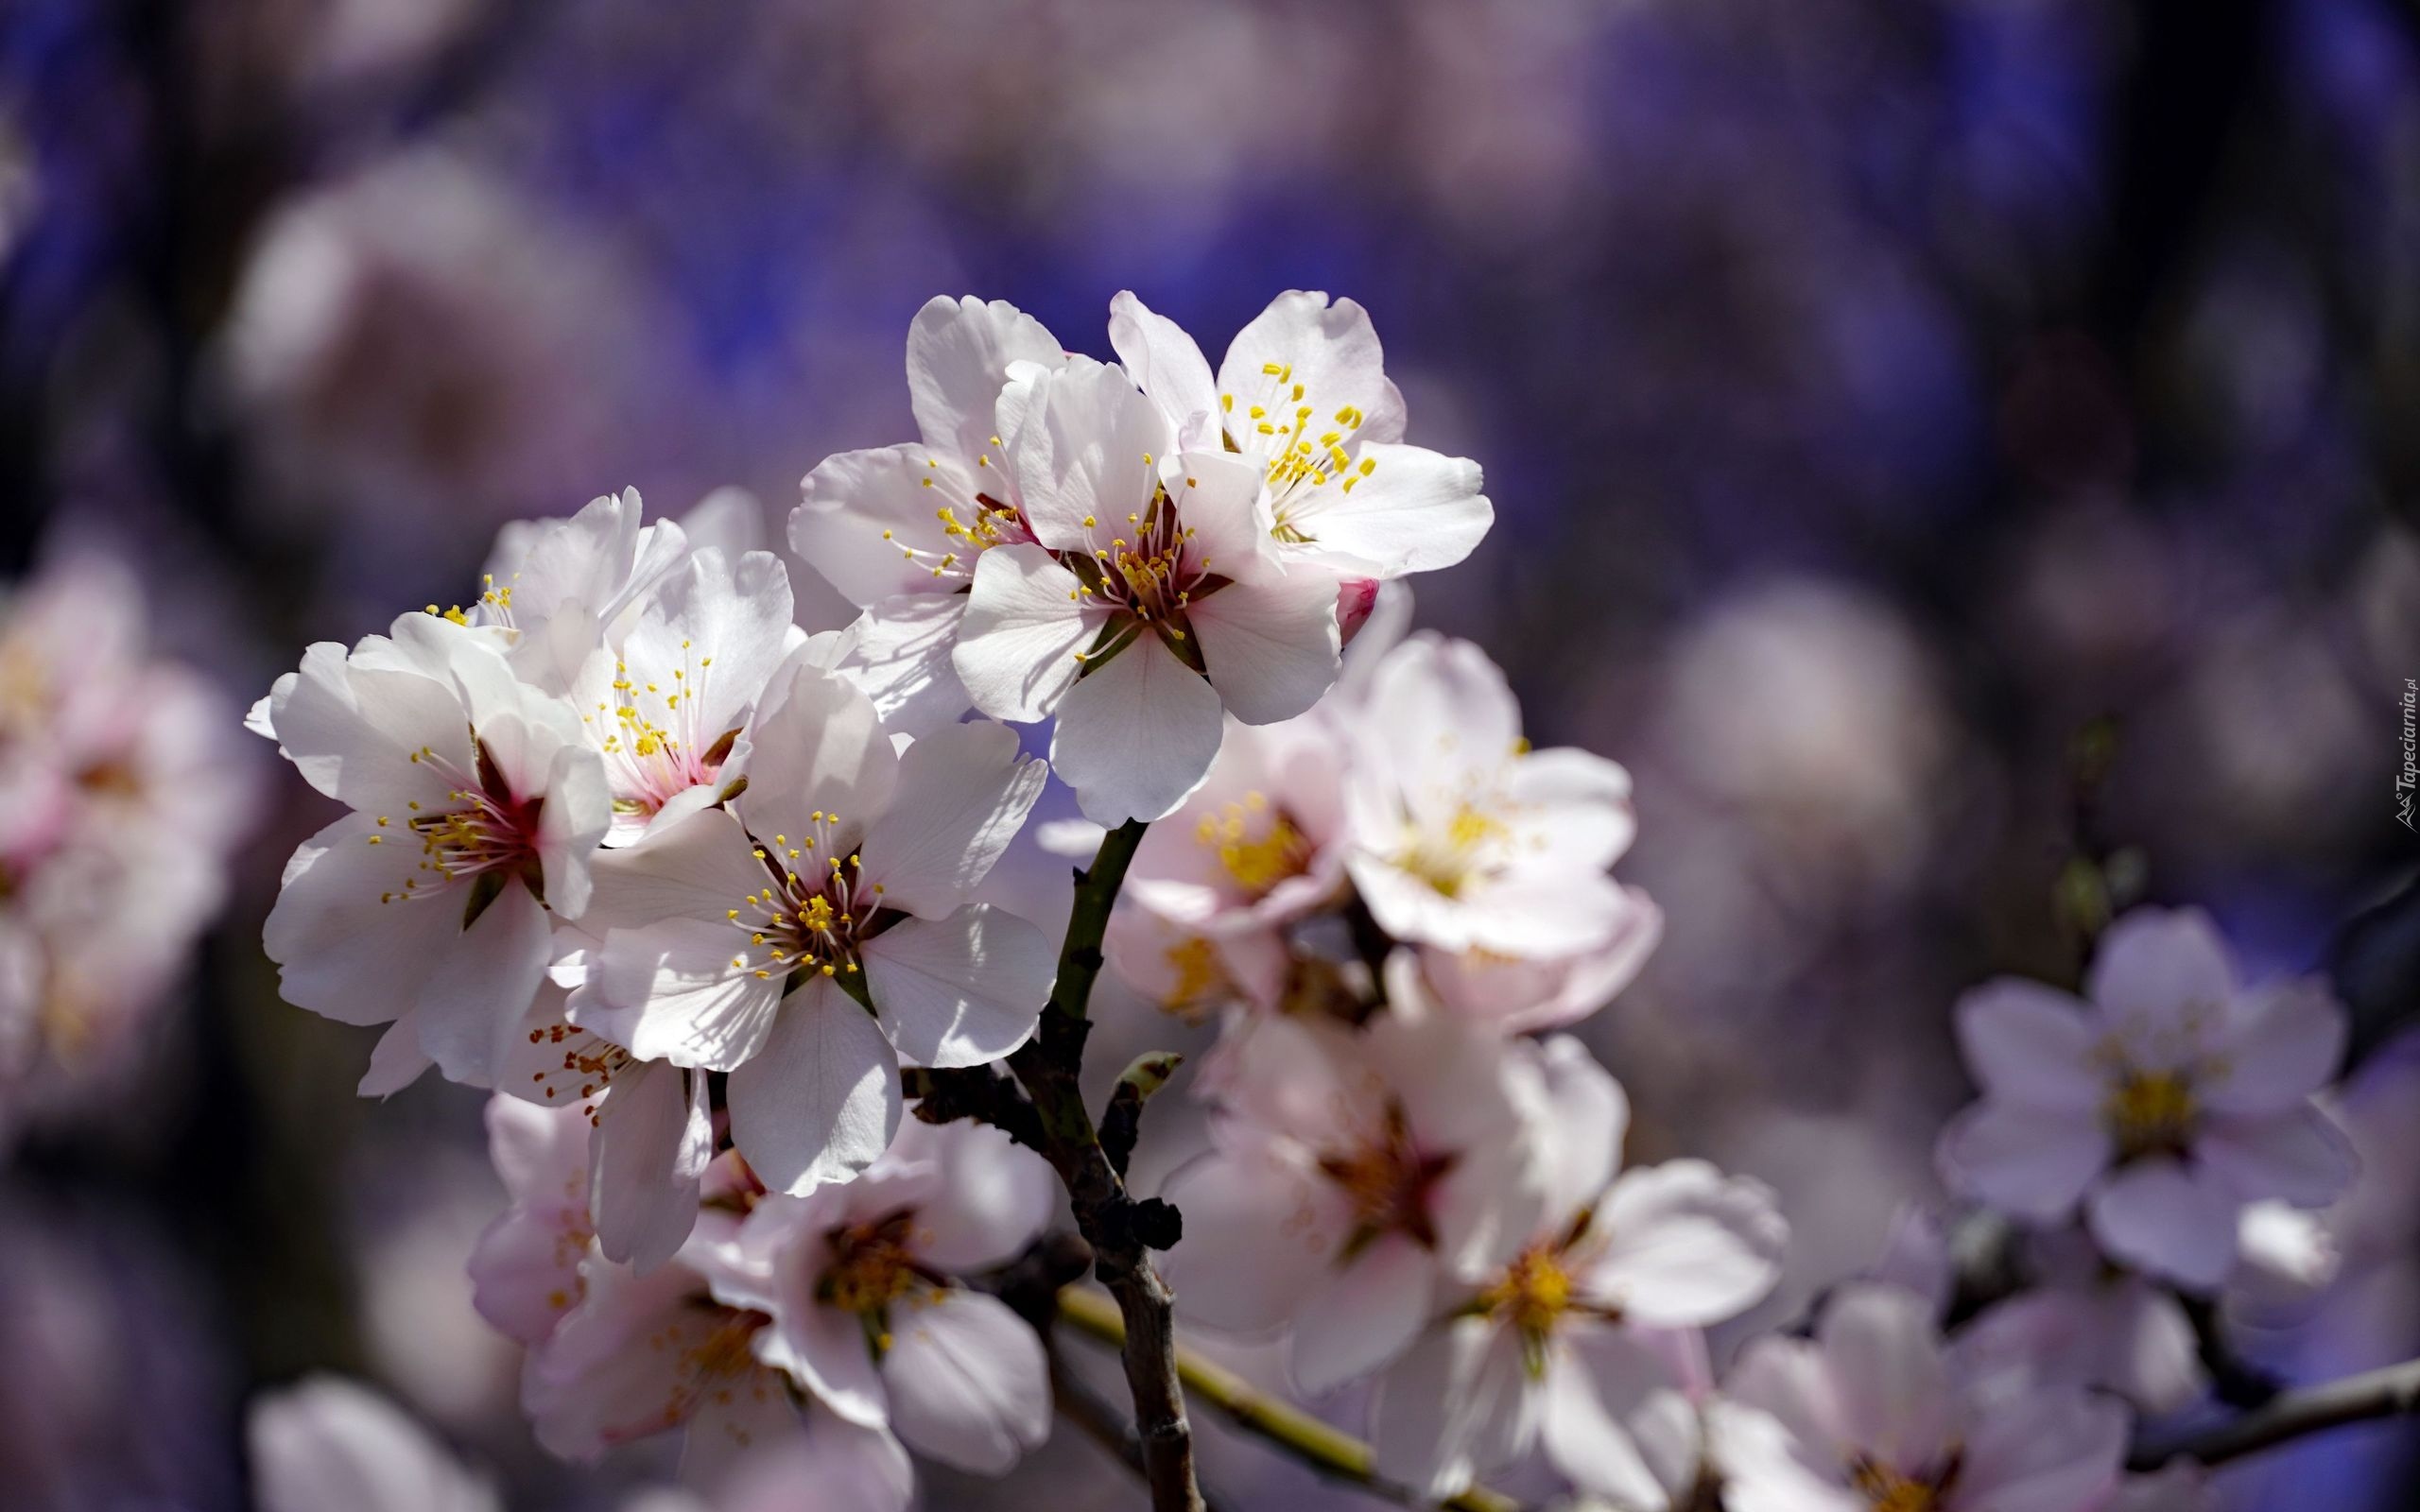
[2,0,2417,1506]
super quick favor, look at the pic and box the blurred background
[2,0,2417,1506]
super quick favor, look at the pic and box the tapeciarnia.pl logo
[2400,679,2417,831]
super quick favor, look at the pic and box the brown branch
[2131,1354,2420,1472]
[1058,1285,1529,1512]
[994,819,1203,1512]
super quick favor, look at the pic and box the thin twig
[2131,1354,2420,1472]
[1051,1349,1238,1512]
[994,820,1204,1512]
[1058,1285,1529,1512]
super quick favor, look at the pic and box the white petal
[577,917,782,1071]
[1816,1284,1956,1476]
[793,444,985,607]
[1279,441,1491,579]
[1002,355,1168,550]
[952,544,1096,723]
[1537,1035,1631,1218]
[1159,1143,1340,1332]
[1286,1232,1435,1397]
[1588,1160,1788,1328]
[1705,1394,1862,1512]
[413,881,552,1086]
[2086,907,2235,1025]
[2202,977,2346,1116]
[909,1120,1061,1275]
[579,806,768,935]
[710,1418,913,1512]
[250,1377,499,1512]
[735,662,899,864]
[1954,979,2104,1111]
[879,1289,1051,1475]
[1216,291,1396,458]
[908,295,1065,463]
[837,593,976,737]
[1049,638,1224,825]
[1935,1100,2111,1221]
[2196,1107,2358,1209]
[592,1060,712,1272]
[626,546,796,743]
[1187,573,1342,726]
[1109,290,1219,446]
[1540,1327,1695,1510]
[264,816,460,1028]
[860,722,1046,916]
[1958,1386,2127,1512]
[861,907,1052,1069]
[1371,1319,1539,1501]
[269,641,463,816]
[728,980,902,1195]
[2086,1158,2240,1291]
[534,742,610,919]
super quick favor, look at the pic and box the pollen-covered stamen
[603,1300,776,1445]
[1059,465,1228,675]
[1849,1452,1962,1512]
[724,811,884,983]
[523,1020,634,1122]
[1195,790,1312,899]
[877,453,1034,584]
[584,638,737,822]
[818,1209,942,1317]
[371,737,544,908]
[1318,1100,1456,1254]
[1219,363,1380,544]
[2103,1066,2199,1160]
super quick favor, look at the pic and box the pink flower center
[726,810,880,984]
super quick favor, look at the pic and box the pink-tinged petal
[1957,1387,2127,1512]
[1954,979,2104,1111]
[1109,291,1219,447]
[1216,291,1395,459]
[1817,1284,1956,1477]
[727,980,902,1196]
[579,807,769,934]
[709,1417,913,1512]
[676,1367,803,1491]
[753,1252,889,1429]
[907,1121,1059,1275]
[1935,1101,2111,1221]
[1720,1334,1855,1478]
[953,544,1097,723]
[468,1203,585,1348]
[1280,441,1491,579]
[2100,1280,2205,1415]
[1587,1160,1789,1328]
[414,881,552,1086]
[592,1060,712,1273]
[837,593,974,737]
[1461,868,1636,959]
[265,816,464,1028]
[524,1256,729,1460]
[623,545,796,747]
[577,917,782,1072]
[363,1020,430,1100]
[879,1288,1050,1475]
[1354,634,1524,801]
[1286,1232,1436,1397]
[533,742,610,919]
[1537,1035,1631,1219]
[1540,1325,1698,1510]
[793,443,985,608]
[1504,747,1636,871]
[1705,1395,1864,1512]
[1188,573,1342,726]
[2086,908,2236,1025]
[249,1377,499,1512]
[2196,1106,2359,1209]
[862,906,1051,1069]
[1005,355,1168,550]
[1371,1318,1540,1501]
[735,663,899,863]
[2086,1158,2241,1291]
[2202,977,2346,1116]
[1049,638,1225,825]
[1158,1144,1339,1332]
[907,295,1065,463]
[861,722,1045,917]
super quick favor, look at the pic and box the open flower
[263,613,610,1087]
[1936,907,2357,1289]
[1108,289,1492,582]
[1160,970,1552,1395]
[789,297,1069,733]
[951,355,1345,824]
[1122,714,1351,937]
[568,546,798,847]
[725,1118,1057,1474]
[1343,633,1651,960]
[1371,1039,1788,1501]
[572,662,1049,1194]
[1712,1284,2128,1512]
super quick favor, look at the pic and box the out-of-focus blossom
[1108,288,1493,581]
[573,663,1049,1194]
[1937,907,2357,1289]
[1714,1283,2128,1512]
[1122,715,1351,939]
[260,613,611,1089]
[1371,1040,1788,1502]
[248,1376,501,1512]
[0,553,258,1139]
[469,1093,600,1344]
[950,354,1344,824]
[1160,969,1552,1396]
[1344,634,1650,962]
[727,1117,1057,1474]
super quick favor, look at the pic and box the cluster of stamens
[423,573,516,628]
[368,742,541,905]
[619,1303,774,1442]
[523,1020,633,1121]
[1317,1100,1452,1251]
[1063,460,1216,670]
[2102,1065,2199,1160]
[725,810,882,984]
[1196,790,1312,899]
[1479,1242,1580,1353]
[1849,1453,1959,1512]
[1219,361,1378,541]
[583,637,732,819]
[819,1210,943,1355]
[880,444,1031,583]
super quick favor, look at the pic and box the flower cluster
[248,289,2378,1512]
[0,553,258,1143]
